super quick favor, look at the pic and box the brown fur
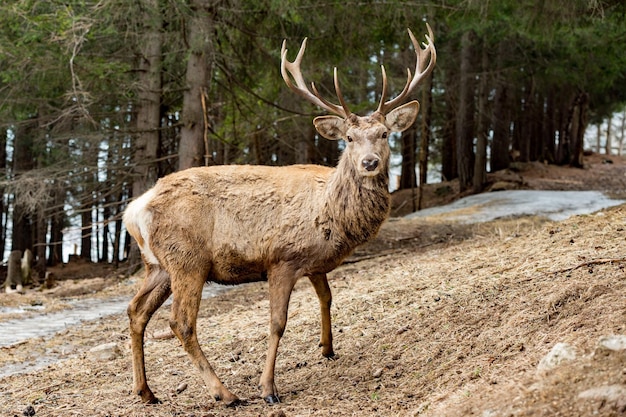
[123,43,428,405]
[124,110,417,405]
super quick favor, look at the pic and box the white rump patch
[123,189,159,265]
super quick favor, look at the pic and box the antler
[376,24,437,115]
[281,38,351,118]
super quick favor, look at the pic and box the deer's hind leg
[169,270,239,405]
[309,273,334,358]
[128,264,172,404]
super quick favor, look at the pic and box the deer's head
[281,25,436,177]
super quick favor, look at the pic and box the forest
[0,0,624,278]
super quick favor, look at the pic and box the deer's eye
[382,132,388,139]
[346,136,353,142]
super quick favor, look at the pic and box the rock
[598,335,626,352]
[22,405,36,416]
[149,328,175,340]
[88,342,121,361]
[175,382,188,394]
[537,342,576,372]
[578,384,626,411]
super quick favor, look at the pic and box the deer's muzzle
[361,155,380,173]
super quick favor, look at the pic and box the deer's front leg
[309,273,334,358]
[259,267,297,404]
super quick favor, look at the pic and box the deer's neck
[324,156,390,250]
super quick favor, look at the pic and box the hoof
[138,390,161,404]
[320,343,335,358]
[225,398,243,408]
[142,395,161,404]
[264,394,280,404]
[214,393,240,407]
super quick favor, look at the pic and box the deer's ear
[386,101,420,132]
[313,115,345,140]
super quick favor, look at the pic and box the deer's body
[124,26,435,406]
[127,161,389,287]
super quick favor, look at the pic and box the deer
[123,24,436,406]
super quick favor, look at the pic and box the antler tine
[376,24,437,115]
[310,68,351,116]
[378,65,389,110]
[377,65,412,114]
[281,38,349,118]
[333,68,351,116]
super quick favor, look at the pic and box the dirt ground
[0,153,625,417]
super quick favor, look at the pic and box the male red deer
[123,25,435,405]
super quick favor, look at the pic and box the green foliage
[442,0,625,121]
[0,0,625,260]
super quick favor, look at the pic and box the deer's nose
[362,157,379,172]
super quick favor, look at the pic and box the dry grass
[0,203,624,417]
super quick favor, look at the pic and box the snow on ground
[406,190,625,223]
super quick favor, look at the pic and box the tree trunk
[34,209,46,282]
[112,187,124,268]
[6,250,22,292]
[529,93,543,162]
[418,72,434,210]
[127,0,164,269]
[456,31,476,192]
[79,136,98,262]
[80,206,93,261]
[544,91,556,163]
[530,94,543,161]
[48,185,64,266]
[178,0,216,171]
[491,85,510,171]
[519,79,535,162]
[605,114,612,155]
[441,68,457,182]
[619,109,626,156]
[11,118,36,253]
[473,43,489,193]
[133,0,163,195]
[556,90,576,165]
[0,128,6,259]
[491,41,511,172]
[101,203,110,263]
[295,124,317,165]
[399,127,417,190]
[569,92,588,168]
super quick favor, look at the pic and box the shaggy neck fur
[324,151,391,254]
